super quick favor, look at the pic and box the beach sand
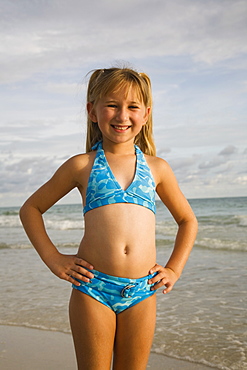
[0,325,214,369]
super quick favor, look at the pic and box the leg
[113,294,156,370]
[69,289,116,370]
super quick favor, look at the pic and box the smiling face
[87,86,151,146]
[86,68,155,155]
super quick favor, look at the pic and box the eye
[129,105,139,109]
[107,104,117,108]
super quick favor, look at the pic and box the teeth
[113,126,129,130]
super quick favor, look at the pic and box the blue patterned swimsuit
[83,141,156,214]
[73,141,157,314]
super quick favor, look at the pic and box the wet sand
[0,325,215,369]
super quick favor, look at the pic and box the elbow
[178,214,198,234]
[188,214,198,232]
[192,215,198,235]
[191,214,198,228]
[19,201,27,224]
[19,199,36,224]
[190,215,198,241]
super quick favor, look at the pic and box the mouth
[111,125,131,131]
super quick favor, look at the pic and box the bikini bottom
[72,268,157,314]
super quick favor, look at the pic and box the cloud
[155,142,246,198]
[233,175,247,185]
[169,156,198,171]
[0,151,83,206]
[43,82,83,95]
[156,147,171,157]
[1,0,247,204]
[198,157,224,170]
[1,0,247,84]
[1,156,59,194]
[219,145,237,156]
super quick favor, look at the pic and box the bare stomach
[77,204,156,278]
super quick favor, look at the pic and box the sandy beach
[2,198,246,369]
[0,325,215,370]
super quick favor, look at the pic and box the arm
[149,158,198,293]
[19,156,94,285]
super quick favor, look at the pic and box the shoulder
[64,151,96,172]
[146,155,188,219]
[51,151,97,187]
[145,155,174,185]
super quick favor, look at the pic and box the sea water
[0,197,246,369]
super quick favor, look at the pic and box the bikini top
[83,141,156,215]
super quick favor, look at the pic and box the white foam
[44,218,84,230]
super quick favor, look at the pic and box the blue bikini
[73,141,157,314]
[73,269,157,314]
[83,141,156,215]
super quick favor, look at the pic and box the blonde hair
[86,67,156,156]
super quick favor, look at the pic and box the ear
[142,106,151,125]
[87,102,97,123]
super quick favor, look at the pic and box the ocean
[0,197,246,369]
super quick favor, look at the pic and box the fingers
[149,264,177,294]
[75,257,94,277]
[53,255,95,286]
[67,270,91,286]
[150,279,172,294]
[75,257,94,271]
[149,263,160,275]
[69,257,94,285]
[65,274,81,286]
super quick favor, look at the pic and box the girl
[20,67,198,370]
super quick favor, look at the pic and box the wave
[152,349,225,370]
[44,219,84,230]
[0,215,22,228]
[235,214,247,227]
[155,239,174,247]
[1,236,246,252]
[0,322,71,335]
[197,214,247,227]
[195,238,247,252]
[156,240,247,252]
[0,242,79,250]
[1,210,19,216]
[0,214,84,230]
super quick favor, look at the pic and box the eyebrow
[104,99,141,104]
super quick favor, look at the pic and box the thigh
[69,289,116,370]
[113,294,156,370]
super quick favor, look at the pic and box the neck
[102,139,135,155]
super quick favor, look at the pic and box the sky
[1,0,247,207]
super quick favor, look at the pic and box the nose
[115,108,128,123]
